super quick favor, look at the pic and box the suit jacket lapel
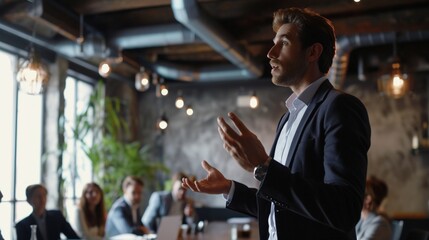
[122,198,134,225]
[285,80,333,168]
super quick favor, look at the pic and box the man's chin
[271,77,285,86]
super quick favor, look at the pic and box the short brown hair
[25,184,47,202]
[366,176,388,209]
[171,172,187,183]
[122,176,144,191]
[272,8,336,73]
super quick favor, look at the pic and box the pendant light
[16,26,49,95]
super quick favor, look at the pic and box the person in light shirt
[105,176,149,238]
[356,176,392,240]
[72,182,106,240]
[142,172,196,233]
[182,7,371,240]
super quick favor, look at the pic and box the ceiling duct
[110,24,202,49]
[170,0,263,81]
[329,30,429,88]
[55,32,107,58]
[153,62,255,82]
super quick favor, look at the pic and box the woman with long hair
[73,182,106,240]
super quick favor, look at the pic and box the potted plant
[72,81,168,208]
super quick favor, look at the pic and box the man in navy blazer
[105,176,149,238]
[182,7,370,240]
[15,184,80,240]
[142,172,196,233]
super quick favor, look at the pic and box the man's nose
[267,45,278,59]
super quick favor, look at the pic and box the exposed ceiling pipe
[0,19,130,83]
[109,24,202,49]
[153,62,255,82]
[169,0,263,81]
[329,30,429,88]
[3,0,264,82]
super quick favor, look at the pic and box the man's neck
[33,209,45,218]
[290,71,325,95]
[360,209,370,220]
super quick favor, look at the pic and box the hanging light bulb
[250,92,259,109]
[390,61,406,95]
[98,60,111,78]
[377,35,410,99]
[377,62,409,99]
[377,51,410,99]
[17,47,49,95]
[175,95,184,109]
[157,77,168,96]
[160,84,169,96]
[135,67,150,92]
[98,51,123,78]
[158,114,168,130]
[186,105,194,116]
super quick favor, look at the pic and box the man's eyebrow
[273,33,291,42]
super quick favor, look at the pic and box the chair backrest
[391,220,404,240]
[394,218,429,240]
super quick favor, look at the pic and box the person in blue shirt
[356,176,392,240]
[105,176,150,238]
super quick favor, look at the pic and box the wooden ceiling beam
[34,0,80,41]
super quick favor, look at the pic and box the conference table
[181,219,259,240]
[113,218,259,240]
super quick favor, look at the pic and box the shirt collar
[285,76,327,110]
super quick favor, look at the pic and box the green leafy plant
[73,81,168,208]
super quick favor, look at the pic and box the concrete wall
[137,77,429,216]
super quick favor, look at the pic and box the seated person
[105,176,149,238]
[356,176,392,240]
[72,182,106,240]
[142,172,196,233]
[15,184,80,240]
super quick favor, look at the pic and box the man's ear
[307,43,323,63]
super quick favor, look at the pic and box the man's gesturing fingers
[228,112,252,135]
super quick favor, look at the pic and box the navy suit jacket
[105,197,145,238]
[227,80,370,240]
[15,210,80,240]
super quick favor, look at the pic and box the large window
[63,76,94,216]
[0,50,43,240]
[0,48,95,239]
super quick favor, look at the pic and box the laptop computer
[156,215,183,240]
